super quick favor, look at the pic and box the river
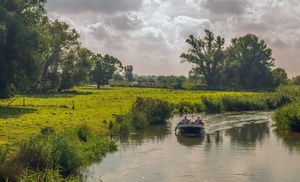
[85,111,300,182]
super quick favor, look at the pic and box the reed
[0,126,117,181]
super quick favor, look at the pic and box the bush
[273,102,300,131]
[201,96,224,113]
[111,97,173,135]
[0,128,117,181]
[77,124,91,142]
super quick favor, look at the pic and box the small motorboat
[175,117,205,136]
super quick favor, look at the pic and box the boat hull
[176,124,205,136]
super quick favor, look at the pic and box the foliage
[157,75,187,84]
[0,0,47,98]
[290,75,300,85]
[124,65,134,81]
[272,68,288,87]
[90,54,123,89]
[273,102,300,131]
[224,34,275,88]
[111,97,173,135]
[0,126,117,181]
[180,30,225,86]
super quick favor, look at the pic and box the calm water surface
[85,111,300,182]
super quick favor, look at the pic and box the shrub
[111,97,173,135]
[273,102,300,131]
[77,124,91,142]
[0,129,117,181]
[201,96,224,113]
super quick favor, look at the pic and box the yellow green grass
[0,87,256,145]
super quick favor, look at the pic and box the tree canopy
[90,54,123,89]
[224,34,275,88]
[0,0,47,98]
[0,0,128,98]
[181,30,281,89]
[180,30,225,86]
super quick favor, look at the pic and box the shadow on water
[176,133,205,146]
[274,129,300,152]
[86,111,300,182]
[225,122,270,146]
[112,123,172,148]
[0,106,37,119]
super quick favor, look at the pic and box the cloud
[45,0,300,77]
[46,0,142,14]
[105,13,143,31]
[200,0,250,15]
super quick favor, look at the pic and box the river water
[85,111,300,182]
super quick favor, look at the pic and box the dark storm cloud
[201,0,249,15]
[46,0,142,14]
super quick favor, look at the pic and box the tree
[124,65,133,81]
[90,54,122,89]
[291,75,300,85]
[113,74,124,81]
[224,34,274,88]
[272,68,288,87]
[180,30,225,86]
[57,47,93,92]
[0,0,47,98]
[39,19,80,92]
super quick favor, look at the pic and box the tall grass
[111,97,173,135]
[273,102,300,131]
[0,125,117,181]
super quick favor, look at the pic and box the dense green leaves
[124,65,133,81]
[90,54,123,89]
[180,30,225,86]
[0,0,47,98]
[181,31,281,89]
[224,34,275,88]
[0,0,125,97]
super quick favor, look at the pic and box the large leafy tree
[224,34,274,88]
[91,54,122,89]
[39,19,80,92]
[0,0,47,98]
[57,47,93,92]
[180,30,225,86]
[272,68,288,87]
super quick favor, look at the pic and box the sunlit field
[0,87,256,145]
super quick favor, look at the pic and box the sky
[46,0,300,77]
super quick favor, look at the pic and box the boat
[175,118,205,136]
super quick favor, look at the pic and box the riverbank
[1,86,299,180]
[0,87,259,145]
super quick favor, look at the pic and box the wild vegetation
[1,0,300,181]
[0,124,117,181]
[272,86,300,131]
[0,85,300,180]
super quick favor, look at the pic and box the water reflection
[111,123,172,150]
[274,129,300,152]
[225,122,270,147]
[86,111,300,182]
[176,133,205,147]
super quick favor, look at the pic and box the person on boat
[195,117,204,124]
[182,116,190,124]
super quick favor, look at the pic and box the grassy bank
[0,125,117,181]
[272,86,300,131]
[1,86,298,180]
[0,87,256,145]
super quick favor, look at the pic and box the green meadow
[0,87,256,145]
